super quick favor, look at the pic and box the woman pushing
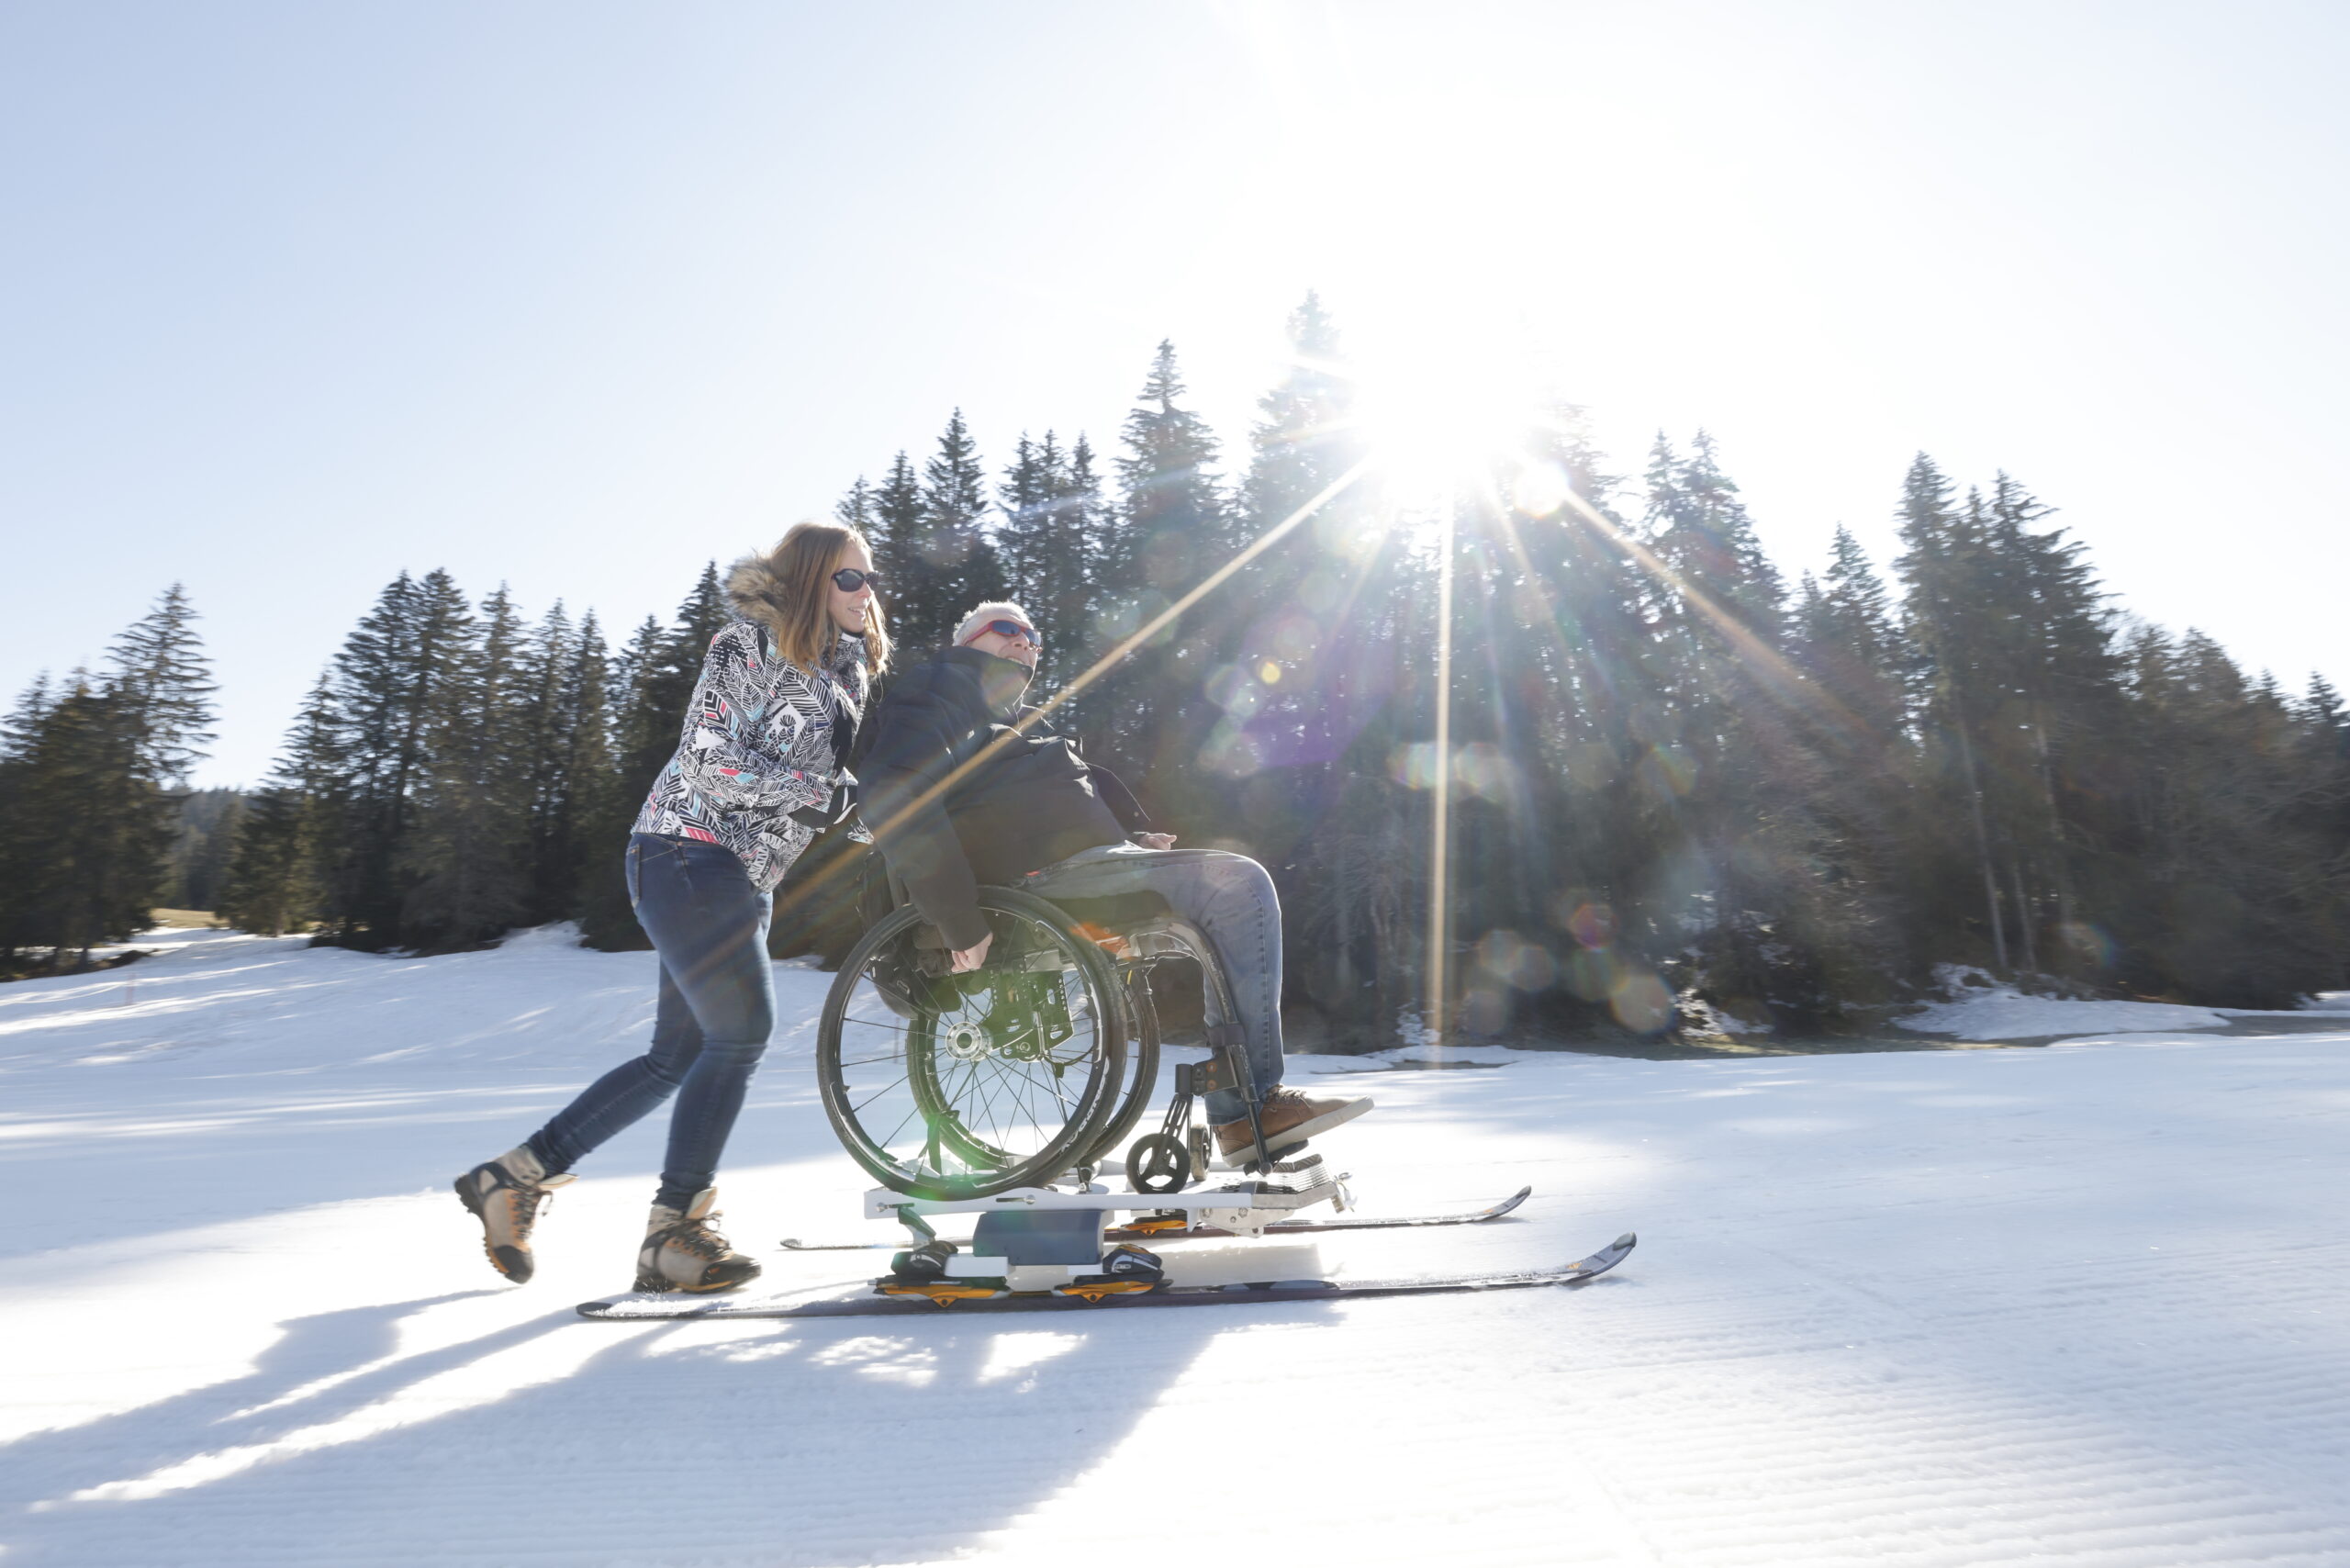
[455,521,888,1293]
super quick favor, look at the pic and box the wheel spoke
[878,1100,923,1151]
[825,902,1132,1193]
[847,1071,911,1118]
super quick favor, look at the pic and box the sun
[1344,324,1550,520]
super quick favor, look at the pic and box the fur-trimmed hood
[723,552,799,644]
[723,552,869,672]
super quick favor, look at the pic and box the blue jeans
[528,834,776,1210]
[1022,844,1284,1125]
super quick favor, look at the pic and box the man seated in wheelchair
[859,599,1372,1166]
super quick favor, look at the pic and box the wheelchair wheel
[1076,966,1162,1170]
[818,886,1129,1198]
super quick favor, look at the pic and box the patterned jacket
[631,612,871,895]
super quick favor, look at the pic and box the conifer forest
[6,300,2346,1035]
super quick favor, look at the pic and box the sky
[5,1,2346,788]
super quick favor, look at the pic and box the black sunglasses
[831,568,884,593]
[974,618,1041,647]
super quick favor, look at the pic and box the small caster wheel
[1126,1132,1192,1194]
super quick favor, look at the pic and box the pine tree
[6,671,169,966]
[0,591,216,966]
[315,568,476,946]
[515,605,617,927]
[997,431,1064,610]
[1094,342,1228,782]
[1044,435,1111,701]
[1242,294,1353,531]
[1794,528,1907,738]
[401,585,530,948]
[1211,297,1376,1014]
[993,431,1102,695]
[105,583,218,788]
[834,476,874,529]
[919,409,1008,637]
[218,678,341,937]
[867,453,934,653]
[0,675,56,958]
[1893,454,2016,972]
[1112,341,1229,595]
[515,600,577,922]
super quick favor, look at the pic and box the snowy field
[5,927,2348,1568]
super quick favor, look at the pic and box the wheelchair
[814,881,1284,1203]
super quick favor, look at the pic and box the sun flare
[1343,326,1553,516]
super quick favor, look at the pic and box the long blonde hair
[727,521,891,676]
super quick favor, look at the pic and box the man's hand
[948,931,994,973]
[1136,833,1177,850]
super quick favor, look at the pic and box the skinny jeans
[528,834,775,1210]
[1021,843,1283,1125]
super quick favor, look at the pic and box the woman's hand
[1136,833,1176,850]
[948,931,994,973]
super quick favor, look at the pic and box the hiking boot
[1214,1088,1373,1165]
[454,1144,576,1284]
[635,1188,762,1294]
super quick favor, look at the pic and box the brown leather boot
[1214,1088,1373,1164]
[453,1144,576,1284]
[634,1187,762,1294]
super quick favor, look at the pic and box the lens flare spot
[1561,901,1618,949]
[1609,969,1676,1033]
[1512,459,1573,519]
[1454,742,1516,802]
[1205,665,1265,719]
[2058,921,2116,969]
[1297,569,1346,617]
[1475,929,1557,991]
[1561,946,1617,1001]
[1201,719,1266,778]
[1390,741,1443,790]
[1270,613,1320,659]
[1634,744,1695,800]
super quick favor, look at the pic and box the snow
[6,925,2350,1566]
[1897,986,2235,1040]
[1897,976,2350,1040]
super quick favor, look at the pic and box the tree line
[0,588,218,975]
[6,296,2346,1033]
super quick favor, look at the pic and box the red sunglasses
[968,618,1040,647]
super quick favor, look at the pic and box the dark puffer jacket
[859,645,1149,950]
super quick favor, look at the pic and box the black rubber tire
[818,887,1129,1199]
[1125,1132,1192,1194]
[1078,966,1163,1169]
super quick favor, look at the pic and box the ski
[775,1186,1535,1251]
[1151,1183,1534,1239]
[578,1230,1632,1321]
